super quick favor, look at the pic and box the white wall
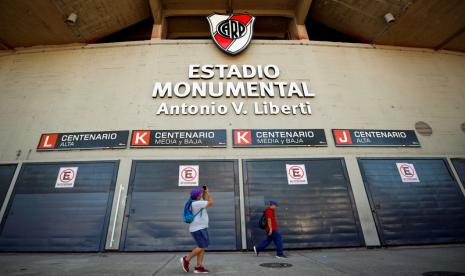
[1,40,464,248]
[0,41,464,162]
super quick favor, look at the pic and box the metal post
[238,158,247,250]
[105,158,131,250]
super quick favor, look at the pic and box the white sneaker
[253,246,258,256]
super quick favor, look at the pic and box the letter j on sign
[286,164,308,185]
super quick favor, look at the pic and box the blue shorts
[191,228,209,249]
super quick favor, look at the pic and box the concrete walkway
[1,246,465,276]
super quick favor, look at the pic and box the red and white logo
[55,167,78,188]
[131,130,150,146]
[179,165,199,186]
[207,13,256,55]
[396,163,420,183]
[38,134,58,149]
[181,167,197,182]
[333,130,352,145]
[286,164,308,185]
[234,130,252,145]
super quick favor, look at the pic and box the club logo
[207,13,256,55]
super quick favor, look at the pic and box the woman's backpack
[258,211,267,229]
[183,199,203,223]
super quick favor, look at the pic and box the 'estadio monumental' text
[152,64,315,115]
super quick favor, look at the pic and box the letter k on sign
[131,130,150,146]
[234,130,252,145]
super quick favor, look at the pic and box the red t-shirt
[265,207,278,231]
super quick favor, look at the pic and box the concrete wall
[1,40,464,249]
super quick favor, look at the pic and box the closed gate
[243,158,364,249]
[359,158,465,246]
[0,161,118,252]
[452,159,465,190]
[0,165,16,212]
[121,160,240,251]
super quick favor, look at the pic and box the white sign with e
[179,165,199,186]
[286,164,308,185]
[396,163,420,183]
[55,167,78,188]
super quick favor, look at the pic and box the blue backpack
[183,199,204,223]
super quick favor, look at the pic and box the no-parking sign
[396,163,420,183]
[55,167,78,188]
[179,165,199,186]
[286,164,308,185]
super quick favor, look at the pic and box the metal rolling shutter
[0,165,16,211]
[0,161,118,252]
[121,160,240,251]
[359,158,465,246]
[243,158,364,249]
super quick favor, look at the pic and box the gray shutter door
[243,158,364,249]
[0,161,118,252]
[121,160,240,251]
[359,158,465,246]
[0,165,16,211]
[452,159,465,190]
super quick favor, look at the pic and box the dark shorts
[191,228,209,249]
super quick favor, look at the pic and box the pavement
[1,246,465,276]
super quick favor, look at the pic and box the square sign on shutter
[55,167,78,188]
[179,165,199,186]
[286,164,308,185]
[396,163,420,182]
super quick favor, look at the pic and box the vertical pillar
[448,158,465,197]
[0,162,22,225]
[295,0,313,25]
[105,158,132,250]
[289,19,309,40]
[149,0,166,39]
[238,158,247,250]
[151,17,167,39]
[345,156,381,247]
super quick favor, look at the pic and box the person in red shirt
[253,200,287,258]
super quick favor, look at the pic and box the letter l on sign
[38,134,58,149]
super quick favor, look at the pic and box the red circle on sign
[399,164,415,177]
[181,167,197,181]
[60,169,75,182]
[288,165,305,180]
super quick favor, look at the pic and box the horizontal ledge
[1,40,464,57]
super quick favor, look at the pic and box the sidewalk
[1,246,464,276]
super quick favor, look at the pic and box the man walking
[253,200,287,258]
[181,187,214,273]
